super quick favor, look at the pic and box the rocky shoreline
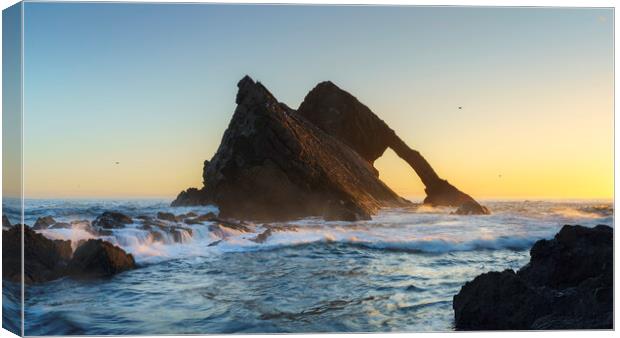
[453,224,613,330]
[2,211,262,284]
[2,214,137,284]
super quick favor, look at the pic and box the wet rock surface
[453,201,490,215]
[2,225,136,284]
[33,216,57,230]
[3,225,72,283]
[453,224,613,330]
[92,211,133,229]
[69,239,136,277]
[250,228,273,243]
[157,211,179,222]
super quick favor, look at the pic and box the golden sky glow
[19,5,613,200]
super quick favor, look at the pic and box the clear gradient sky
[21,4,613,200]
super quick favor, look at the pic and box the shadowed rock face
[173,76,410,221]
[298,81,487,213]
[453,224,613,330]
[3,225,72,283]
[173,75,488,220]
[69,239,136,277]
[2,225,136,284]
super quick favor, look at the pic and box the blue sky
[21,4,613,199]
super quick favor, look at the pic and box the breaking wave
[5,199,612,265]
[5,198,612,334]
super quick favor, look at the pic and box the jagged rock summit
[173,76,488,220]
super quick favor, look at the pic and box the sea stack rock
[453,224,613,330]
[173,75,488,219]
[173,76,410,221]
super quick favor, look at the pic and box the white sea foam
[20,200,612,265]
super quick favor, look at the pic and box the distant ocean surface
[2,199,614,334]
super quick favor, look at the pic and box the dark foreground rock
[3,225,72,283]
[69,239,136,277]
[2,225,136,283]
[453,224,613,330]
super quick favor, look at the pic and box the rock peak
[235,75,278,106]
[314,80,339,89]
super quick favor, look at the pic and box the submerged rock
[453,224,613,330]
[3,215,12,229]
[251,228,273,243]
[169,227,192,243]
[138,217,193,244]
[454,201,490,215]
[172,76,410,221]
[50,222,72,229]
[214,218,252,232]
[184,212,217,225]
[33,216,56,230]
[157,212,178,222]
[69,239,136,277]
[92,211,133,229]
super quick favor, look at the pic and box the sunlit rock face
[172,76,409,221]
[173,75,488,220]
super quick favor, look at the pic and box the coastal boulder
[157,212,178,222]
[92,211,133,229]
[69,239,136,277]
[518,224,612,288]
[3,225,72,283]
[453,270,552,330]
[453,224,613,330]
[3,225,137,283]
[33,216,56,230]
[172,76,410,221]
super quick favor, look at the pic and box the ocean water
[2,199,613,335]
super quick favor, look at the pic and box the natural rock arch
[297,81,487,212]
[172,76,488,220]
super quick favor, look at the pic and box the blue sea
[2,199,614,335]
